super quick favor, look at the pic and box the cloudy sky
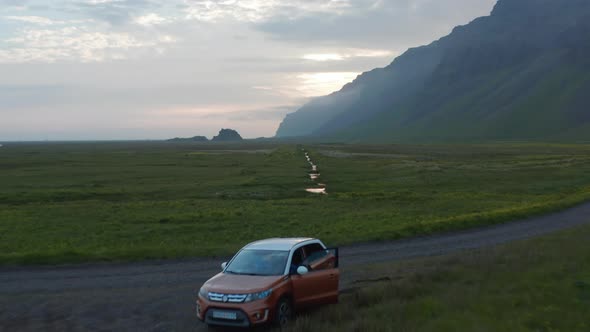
[0,0,496,141]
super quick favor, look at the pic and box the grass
[1,141,590,264]
[281,222,590,332]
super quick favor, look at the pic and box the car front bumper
[197,296,272,327]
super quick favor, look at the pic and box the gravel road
[1,202,589,331]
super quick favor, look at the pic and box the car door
[291,244,339,307]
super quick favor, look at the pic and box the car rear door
[291,244,339,307]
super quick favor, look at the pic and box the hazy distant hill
[275,0,590,142]
[167,136,209,142]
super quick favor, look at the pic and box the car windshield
[225,249,289,276]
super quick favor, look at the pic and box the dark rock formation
[211,129,243,142]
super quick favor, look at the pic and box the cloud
[0,0,498,140]
[162,104,297,121]
[0,84,66,109]
[183,0,353,23]
[255,0,497,48]
[134,13,170,26]
[66,0,158,26]
[297,72,360,96]
[303,53,345,61]
[0,26,177,63]
[302,48,394,62]
[0,0,29,8]
[3,15,65,25]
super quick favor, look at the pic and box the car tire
[274,297,293,328]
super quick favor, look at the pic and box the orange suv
[196,238,339,328]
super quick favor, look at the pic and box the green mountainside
[275,0,590,142]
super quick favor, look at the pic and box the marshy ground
[1,141,590,265]
[2,141,590,331]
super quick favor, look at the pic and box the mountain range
[275,0,590,142]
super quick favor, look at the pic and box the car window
[302,243,334,271]
[292,248,304,266]
[225,249,289,276]
[303,243,324,257]
[289,248,304,274]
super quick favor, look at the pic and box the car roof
[244,238,316,251]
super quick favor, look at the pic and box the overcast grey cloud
[256,0,497,49]
[0,0,496,141]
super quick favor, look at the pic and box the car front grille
[208,292,247,303]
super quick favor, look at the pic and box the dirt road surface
[2,202,590,331]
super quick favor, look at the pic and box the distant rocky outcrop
[211,129,243,142]
[167,136,209,142]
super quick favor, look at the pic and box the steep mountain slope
[275,0,590,142]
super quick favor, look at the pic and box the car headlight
[244,289,272,303]
[198,287,208,299]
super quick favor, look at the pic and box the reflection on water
[306,188,327,194]
[303,149,327,194]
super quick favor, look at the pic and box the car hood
[203,273,286,294]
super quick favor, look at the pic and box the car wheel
[274,297,293,328]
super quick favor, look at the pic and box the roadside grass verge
[2,142,590,265]
[377,187,590,240]
[282,223,590,332]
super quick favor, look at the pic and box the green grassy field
[282,222,590,332]
[1,141,590,264]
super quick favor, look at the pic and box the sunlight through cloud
[297,72,359,97]
[302,49,394,62]
[134,13,171,27]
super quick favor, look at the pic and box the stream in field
[303,149,327,194]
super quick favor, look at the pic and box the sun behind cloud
[297,72,360,97]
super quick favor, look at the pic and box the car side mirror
[221,262,227,270]
[297,266,309,275]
